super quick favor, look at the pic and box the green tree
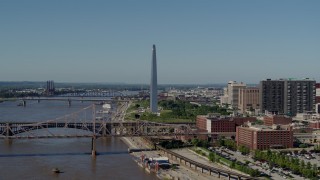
[299,144,308,148]
[191,138,200,147]
[307,162,312,170]
[208,152,215,162]
[300,160,305,170]
[238,145,250,155]
[230,161,236,168]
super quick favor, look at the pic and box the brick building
[238,87,260,114]
[196,114,256,133]
[196,115,208,131]
[309,120,320,129]
[263,115,292,126]
[236,124,293,150]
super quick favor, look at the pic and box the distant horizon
[0,77,317,85]
[0,80,233,85]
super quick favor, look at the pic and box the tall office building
[219,87,229,106]
[150,44,158,113]
[284,79,316,115]
[46,80,55,96]
[260,78,316,116]
[238,87,260,114]
[260,79,285,114]
[227,81,246,109]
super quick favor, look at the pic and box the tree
[312,164,317,172]
[299,144,308,148]
[191,138,200,147]
[300,149,307,154]
[300,160,305,170]
[218,138,225,147]
[312,164,318,177]
[238,145,250,155]
[201,140,209,148]
[230,161,236,168]
[208,152,215,162]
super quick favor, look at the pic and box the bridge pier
[4,137,13,145]
[6,123,13,137]
[91,136,96,157]
[102,123,107,137]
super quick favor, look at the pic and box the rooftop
[241,122,291,131]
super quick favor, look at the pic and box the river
[0,99,156,180]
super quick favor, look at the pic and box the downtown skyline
[1,1,320,84]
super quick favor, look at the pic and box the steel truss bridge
[15,98,128,107]
[0,121,197,139]
[0,105,198,139]
[58,90,124,97]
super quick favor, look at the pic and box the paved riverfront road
[171,148,245,179]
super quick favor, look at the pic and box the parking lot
[208,147,306,180]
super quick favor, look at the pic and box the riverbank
[121,137,222,180]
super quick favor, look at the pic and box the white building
[227,81,246,109]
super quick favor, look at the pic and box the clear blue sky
[0,0,319,84]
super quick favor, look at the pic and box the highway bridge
[0,120,196,139]
[4,97,129,107]
[58,91,124,97]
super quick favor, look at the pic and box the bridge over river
[0,102,254,179]
[5,97,129,107]
[0,120,198,139]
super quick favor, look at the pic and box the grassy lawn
[124,101,193,123]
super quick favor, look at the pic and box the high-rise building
[259,79,285,114]
[150,44,158,113]
[284,79,316,116]
[219,87,229,106]
[260,78,316,116]
[238,87,260,114]
[45,80,55,96]
[225,81,246,109]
